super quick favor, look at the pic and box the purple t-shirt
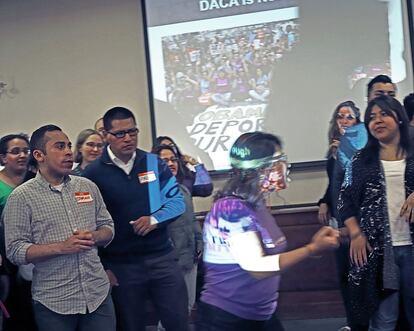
[201,197,287,320]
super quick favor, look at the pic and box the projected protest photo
[160,19,299,169]
[144,0,414,171]
[163,20,298,110]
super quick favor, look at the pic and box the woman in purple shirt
[197,132,339,331]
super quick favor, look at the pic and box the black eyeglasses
[162,157,179,164]
[6,148,30,155]
[107,128,139,139]
[336,113,356,121]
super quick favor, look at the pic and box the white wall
[0,0,328,211]
[0,0,151,147]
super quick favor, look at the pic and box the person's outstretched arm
[228,226,339,279]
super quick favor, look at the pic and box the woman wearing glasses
[0,133,33,331]
[318,101,367,224]
[154,136,213,197]
[151,144,203,330]
[198,132,339,331]
[0,134,30,213]
[72,129,104,176]
[317,101,368,331]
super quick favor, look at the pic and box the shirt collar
[107,145,136,166]
[34,171,71,191]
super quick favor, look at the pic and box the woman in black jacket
[339,96,414,330]
[317,101,367,331]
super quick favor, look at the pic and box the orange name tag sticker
[138,171,156,184]
[75,192,93,203]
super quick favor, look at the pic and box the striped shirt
[3,172,114,314]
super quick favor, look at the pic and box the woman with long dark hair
[339,95,414,330]
[198,131,339,331]
[318,100,366,224]
[153,136,213,197]
[317,100,368,331]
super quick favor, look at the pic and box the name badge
[75,192,93,203]
[138,171,156,184]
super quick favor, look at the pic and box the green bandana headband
[230,153,287,170]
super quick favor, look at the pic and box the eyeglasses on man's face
[6,147,30,155]
[107,128,139,139]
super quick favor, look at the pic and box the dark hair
[363,95,410,162]
[403,93,414,122]
[215,132,282,208]
[30,125,62,155]
[74,129,103,163]
[367,74,394,97]
[229,132,282,169]
[153,136,184,159]
[103,107,136,131]
[0,133,30,166]
[151,144,186,184]
[327,100,361,158]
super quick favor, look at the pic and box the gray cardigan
[168,184,203,272]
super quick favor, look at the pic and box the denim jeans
[33,293,115,331]
[369,245,414,331]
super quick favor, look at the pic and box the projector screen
[143,0,414,171]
